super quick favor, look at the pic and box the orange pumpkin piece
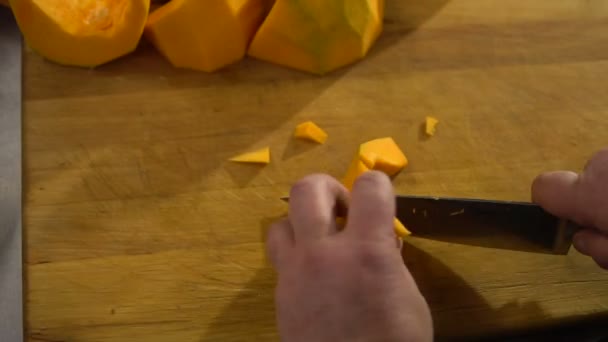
[342,156,370,190]
[10,0,150,67]
[426,116,439,136]
[341,154,411,238]
[145,0,267,72]
[230,147,270,164]
[393,217,412,237]
[294,121,328,144]
[248,0,384,74]
[359,137,408,176]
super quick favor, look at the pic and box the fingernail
[574,235,587,253]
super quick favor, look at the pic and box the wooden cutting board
[24,1,608,341]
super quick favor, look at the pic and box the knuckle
[309,213,333,228]
[289,174,339,227]
[356,246,394,271]
[290,174,330,197]
[355,171,390,188]
[299,247,333,274]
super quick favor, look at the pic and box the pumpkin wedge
[145,0,267,72]
[230,147,271,164]
[393,217,412,237]
[10,0,150,67]
[248,0,384,74]
[294,121,328,144]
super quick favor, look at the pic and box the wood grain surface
[23,1,608,341]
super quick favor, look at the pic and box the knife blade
[395,195,580,255]
[0,8,23,342]
[280,195,580,255]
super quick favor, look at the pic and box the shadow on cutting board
[366,0,450,58]
[402,243,548,341]
[202,216,548,341]
[281,137,319,161]
[201,267,278,342]
[200,216,282,341]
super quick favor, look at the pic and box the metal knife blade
[395,195,580,255]
[0,8,23,342]
[280,194,580,254]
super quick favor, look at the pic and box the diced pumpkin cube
[294,121,328,144]
[359,137,408,176]
[145,0,267,72]
[230,147,270,164]
[426,116,439,136]
[342,157,370,190]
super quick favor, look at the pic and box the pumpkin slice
[145,0,267,72]
[359,137,408,176]
[294,121,328,144]
[10,0,150,67]
[230,147,270,164]
[248,0,384,74]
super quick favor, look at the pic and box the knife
[280,195,580,255]
[393,195,580,255]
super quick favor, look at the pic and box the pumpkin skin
[248,0,384,74]
[145,0,267,72]
[10,0,150,67]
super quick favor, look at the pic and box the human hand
[267,172,432,342]
[533,149,608,269]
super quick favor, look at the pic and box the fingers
[288,174,350,243]
[574,229,608,270]
[346,171,395,241]
[532,161,608,230]
[267,218,294,271]
[532,171,583,222]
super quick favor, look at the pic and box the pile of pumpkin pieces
[231,119,440,239]
[3,0,385,75]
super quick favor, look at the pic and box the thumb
[532,171,584,222]
[574,229,608,270]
